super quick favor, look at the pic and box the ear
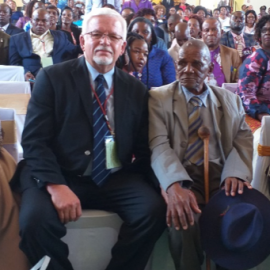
[79,34,85,52]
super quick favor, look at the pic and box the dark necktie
[184,96,204,165]
[91,74,111,186]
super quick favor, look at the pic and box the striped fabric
[185,96,204,166]
[91,74,111,186]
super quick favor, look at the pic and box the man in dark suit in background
[0,31,10,65]
[0,4,24,35]
[13,7,165,270]
[9,8,81,81]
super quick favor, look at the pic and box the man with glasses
[220,11,257,58]
[12,7,165,270]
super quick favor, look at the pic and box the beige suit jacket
[219,44,242,83]
[149,81,253,191]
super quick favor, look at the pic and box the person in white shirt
[219,5,230,32]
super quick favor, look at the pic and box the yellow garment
[258,144,270,156]
[151,0,162,5]
[0,147,29,270]
[30,29,54,58]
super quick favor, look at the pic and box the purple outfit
[121,0,153,13]
[210,47,226,87]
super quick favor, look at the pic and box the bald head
[178,39,213,94]
[175,22,191,47]
[168,14,182,33]
[180,39,211,63]
[31,8,50,35]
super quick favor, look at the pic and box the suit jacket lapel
[173,83,188,140]
[220,45,230,83]
[70,57,93,127]
[114,68,129,141]
[25,31,33,54]
[208,87,225,160]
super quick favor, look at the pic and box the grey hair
[82,8,127,40]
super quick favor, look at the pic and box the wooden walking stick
[198,126,211,270]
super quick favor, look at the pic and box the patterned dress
[237,48,270,119]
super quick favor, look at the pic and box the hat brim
[199,188,270,270]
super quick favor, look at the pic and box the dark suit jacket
[11,57,153,190]
[0,31,10,65]
[220,31,257,49]
[5,24,24,36]
[9,30,81,76]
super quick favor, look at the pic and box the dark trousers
[168,163,227,270]
[19,170,166,270]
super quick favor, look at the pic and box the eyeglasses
[247,16,255,19]
[84,31,123,42]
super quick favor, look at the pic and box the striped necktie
[235,35,243,57]
[91,74,111,186]
[184,96,204,166]
[0,28,5,32]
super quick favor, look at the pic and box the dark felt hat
[199,188,270,270]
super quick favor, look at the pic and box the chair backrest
[221,83,238,94]
[0,65,25,81]
[0,81,31,94]
[252,116,270,200]
[0,108,18,162]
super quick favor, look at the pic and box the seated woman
[128,17,176,89]
[60,7,81,45]
[244,10,257,35]
[192,5,207,20]
[187,14,203,39]
[117,32,149,81]
[153,4,166,25]
[237,15,270,121]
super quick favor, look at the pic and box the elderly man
[9,8,80,82]
[202,18,242,86]
[159,14,181,48]
[0,3,24,35]
[168,22,191,63]
[0,31,9,65]
[11,8,165,270]
[149,39,253,270]
[220,11,257,58]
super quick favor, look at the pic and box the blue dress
[141,46,176,89]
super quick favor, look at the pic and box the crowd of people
[1,0,270,270]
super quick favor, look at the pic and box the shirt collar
[231,31,244,39]
[30,29,50,39]
[85,59,114,90]
[1,23,9,31]
[181,84,210,107]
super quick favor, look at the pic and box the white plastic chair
[0,108,18,162]
[0,65,25,81]
[62,210,152,270]
[0,82,31,161]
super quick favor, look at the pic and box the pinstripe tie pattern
[91,75,111,186]
[184,96,204,166]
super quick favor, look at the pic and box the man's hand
[223,177,252,196]
[257,113,269,122]
[46,184,82,223]
[25,72,35,82]
[166,182,201,230]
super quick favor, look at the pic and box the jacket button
[84,150,91,156]
[180,141,187,148]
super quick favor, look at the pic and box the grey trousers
[168,163,228,270]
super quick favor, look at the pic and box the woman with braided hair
[117,32,149,83]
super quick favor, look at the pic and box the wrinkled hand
[257,113,269,122]
[223,177,252,196]
[166,183,201,230]
[25,72,35,82]
[46,184,82,223]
